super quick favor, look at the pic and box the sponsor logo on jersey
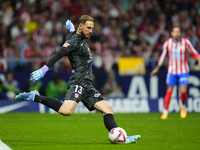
[63,43,70,47]
[74,93,79,98]
[94,93,101,98]
[172,50,181,59]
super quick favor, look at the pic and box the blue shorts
[166,73,189,86]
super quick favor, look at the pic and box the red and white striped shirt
[158,38,199,74]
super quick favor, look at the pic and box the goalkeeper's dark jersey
[45,31,93,87]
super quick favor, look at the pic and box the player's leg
[161,85,174,119]
[83,87,118,131]
[15,91,63,112]
[15,91,78,115]
[161,73,176,119]
[93,100,118,131]
[179,85,187,118]
[15,85,80,115]
[34,96,78,116]
[180,85,187,106]
[179,73,189,118]
[81,86,140,144]
[93,100,140,144]
[80,86,117,131]
[58,100,78,116]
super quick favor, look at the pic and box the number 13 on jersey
[75,85,83,94]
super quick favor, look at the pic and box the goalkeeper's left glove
[66,20,75,32]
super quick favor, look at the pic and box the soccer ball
[109,127,127,144]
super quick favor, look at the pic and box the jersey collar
[75,32,85,40]
[172,37,182,43]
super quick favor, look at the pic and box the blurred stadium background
[0,0,200,113]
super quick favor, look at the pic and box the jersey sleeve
[45,40,77,68]
[185,38,199,59]
[157,41,168,66]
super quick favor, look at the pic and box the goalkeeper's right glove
[30,65,49,83]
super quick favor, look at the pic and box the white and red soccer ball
[109,127,127,144]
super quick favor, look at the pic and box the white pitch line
[0,139,12,150]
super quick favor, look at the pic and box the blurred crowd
[0,0,200,72]
[0,0,200,99]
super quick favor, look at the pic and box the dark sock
[104,114,118,131]
[34,95,62,112]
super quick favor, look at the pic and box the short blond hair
[77,15,95,25]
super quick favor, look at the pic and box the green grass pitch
[0,113,200,150]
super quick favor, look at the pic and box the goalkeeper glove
[66,20,75,32]
[30,65,49,82]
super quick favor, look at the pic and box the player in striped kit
[151,26,200,119]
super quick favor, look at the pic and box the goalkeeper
[15,15,140,144]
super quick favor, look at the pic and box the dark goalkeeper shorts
[64,83,106,111]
